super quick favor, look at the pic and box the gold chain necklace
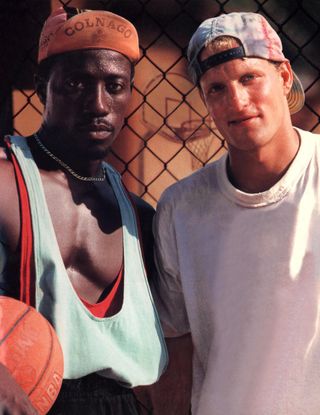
[33,133,106,182]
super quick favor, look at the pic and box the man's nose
[85,83,110,115]
[227,84,248,110]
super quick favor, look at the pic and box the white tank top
[9,135,168,386]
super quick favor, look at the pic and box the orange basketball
[0,296,64,414]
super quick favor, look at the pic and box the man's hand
[0,364,37,415]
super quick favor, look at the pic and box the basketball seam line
[0,307,31,345]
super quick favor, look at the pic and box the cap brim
[288,71,305,115]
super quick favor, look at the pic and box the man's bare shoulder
[129,193,155,217]
[0,157,16,186]
[0,157,20,249]
[0,146,6,160]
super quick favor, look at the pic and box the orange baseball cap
[38,6,140,64]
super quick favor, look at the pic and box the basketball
[0,296,64,414]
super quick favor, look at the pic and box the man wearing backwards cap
[153,11,320,415]
[0,6,167,415]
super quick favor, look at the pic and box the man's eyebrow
[64,68,129,78]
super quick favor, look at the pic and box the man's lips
[78,120,114,132]
[229,114,259,125]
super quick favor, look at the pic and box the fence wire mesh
[1,0,319,205]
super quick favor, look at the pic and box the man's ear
[279,61,294,96]
[34,74,47,105]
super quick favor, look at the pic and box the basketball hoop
[171,119,214,170]
[141,72,221,170]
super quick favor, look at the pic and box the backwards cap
[187,12,304,114]
[38,6,140,64]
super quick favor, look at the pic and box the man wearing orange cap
[0,6,167,414]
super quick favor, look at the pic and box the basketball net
[141,72,218,170]
[173,120,214,170]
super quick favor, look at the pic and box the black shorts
[48,373,146,415]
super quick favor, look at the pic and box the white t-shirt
[154,128,320,414]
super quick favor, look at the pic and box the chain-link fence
[1,0,319,205]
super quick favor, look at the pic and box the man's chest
[44,180,124,288]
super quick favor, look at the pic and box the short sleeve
[152,193,190,337]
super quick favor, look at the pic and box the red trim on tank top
[4,137,35,307]
[80,264,123,318]
[80,177,147,317]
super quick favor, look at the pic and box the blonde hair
[203,35,282,71]
[205,36,242,55]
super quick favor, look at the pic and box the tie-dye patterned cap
[187,12,304,114]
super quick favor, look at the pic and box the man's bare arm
[0,364,37,415]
